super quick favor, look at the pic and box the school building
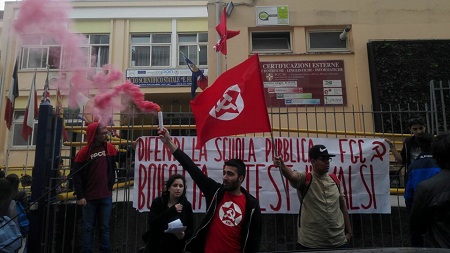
[0,0,448,251]
[0,0,447,182]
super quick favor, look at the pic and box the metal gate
[5,101,438,252]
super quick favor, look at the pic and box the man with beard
[386,116,427,185]
[73,122,117,253]
[273,145,352,249]
[158,128,261,253]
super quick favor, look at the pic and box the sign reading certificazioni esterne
[261,60,347,106]
[133,136,391,214]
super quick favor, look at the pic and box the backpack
[15,201,29,236]
[297,172,340,227]
[0,216,22,253]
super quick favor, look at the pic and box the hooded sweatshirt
[72,122,117,200]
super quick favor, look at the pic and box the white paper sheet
[164,219,186,234]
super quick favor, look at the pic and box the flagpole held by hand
[158,111,164,130]
[270,132,288,200]
[158,127,178,153]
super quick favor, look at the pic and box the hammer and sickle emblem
[209,84,244,120]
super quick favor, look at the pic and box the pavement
[270,248,450,252]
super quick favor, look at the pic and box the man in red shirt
[158,128,261,253]
[73,122,117,253]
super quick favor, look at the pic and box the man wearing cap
[158,128,261,253]
[273,144,352,249]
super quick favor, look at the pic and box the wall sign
[261,60,347,106]
[256,6,289,26]
[126,68,208,87]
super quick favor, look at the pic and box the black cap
[309,145,336,159]
[407,117,426,128]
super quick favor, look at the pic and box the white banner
[133,137,391,214]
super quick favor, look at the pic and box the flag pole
[180,51,187,60]
[24,132,32,177]
[225,55,228,71]
[0,19,12,130]
[3,18,15,174]
[216,1,222,77]
[24,69,37,177]
[270,131,288,199]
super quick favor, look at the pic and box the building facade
[2,0,450,172]
[0,0,208,171]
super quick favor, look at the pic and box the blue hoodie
[404,152,440,211]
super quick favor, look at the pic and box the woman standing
[143,174,194,253]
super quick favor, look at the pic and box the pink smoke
[13,0,161,125]
[89,65,161,122]
[94,80,161,113]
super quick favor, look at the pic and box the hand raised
[174,203,183,213]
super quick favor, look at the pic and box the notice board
[261,60,347,107]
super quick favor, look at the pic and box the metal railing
[6,102,438,252]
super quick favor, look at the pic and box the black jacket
[401,136,421,183]
[143,195,194,253]
[401,136,419,169]
[410,170,450,248]
[172,148,262,253]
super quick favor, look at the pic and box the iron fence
[7,101,444,252]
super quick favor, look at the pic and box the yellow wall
[177,18,208,32]
[72,20,111,33]
[130,19,171,32]
[206,0,450,132]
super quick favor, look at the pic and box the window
[77,34,110,68]
[308,30,349,52]
[178,33,208,66]
[131,34,171,67]
[251,31,291,52]
[21,35,62,69]
[12,111,38,146]
[21,34,110,70]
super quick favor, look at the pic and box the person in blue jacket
[410,132,450,248]
[404,133,440,247]
[404,133,441,212]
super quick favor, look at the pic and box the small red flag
[190,54,271,148]
[214,7,240,55]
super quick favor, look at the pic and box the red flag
[214,7,240,55]
[190,54,271,148]
[4,61,19,130]
[22,72,38,140]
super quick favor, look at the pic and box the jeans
[81,197,112,253]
